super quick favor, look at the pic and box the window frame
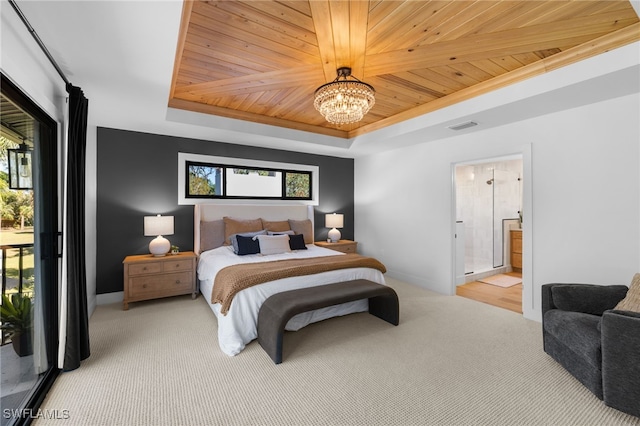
[185,161,224,199]
[178,153,319,205]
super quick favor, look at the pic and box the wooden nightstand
[315,240,358,254]
[122,251,197,310]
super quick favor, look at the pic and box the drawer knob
[142,284,147,289]
[175,264,179,268]
[143,267,147,271]
[175,280,181,284]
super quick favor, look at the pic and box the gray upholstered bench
[257,279,399,364]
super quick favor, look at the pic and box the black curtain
[63,84,90,370]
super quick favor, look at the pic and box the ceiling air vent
[448,121,478,131]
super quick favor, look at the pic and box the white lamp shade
[144,215,174,236]
[325,213,344,229]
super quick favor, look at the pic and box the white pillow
[267,230,295,236]
[253,234,291,255]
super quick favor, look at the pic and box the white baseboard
[88,296,97,317]
[96,291,123,305]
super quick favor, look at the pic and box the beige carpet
[35,278,639,426]
[478,274,522,288]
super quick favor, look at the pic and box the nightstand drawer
[129,272,193,298]
[128,262,163,276]
[315,240,358,254]
[338,244,356,253]
[163,259,193,272]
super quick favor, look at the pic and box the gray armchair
[542,283,640,417]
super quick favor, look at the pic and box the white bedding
[197,244,386,356]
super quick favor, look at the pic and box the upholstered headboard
[194,204,314,255]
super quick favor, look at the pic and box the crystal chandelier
[314,67,375,125]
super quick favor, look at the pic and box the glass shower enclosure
[455,157,522,278]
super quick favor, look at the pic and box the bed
[194,204,387,356]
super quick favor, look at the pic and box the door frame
[1,73,60,422]
[451,144,534,319]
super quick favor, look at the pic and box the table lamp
[325,213,343,243]
[144,214,174,256]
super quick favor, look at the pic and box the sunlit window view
[186,161,312,200]
[285,172,311,199]
[226,168,281,197]
[1,92,44,424]
[187,163,223,196]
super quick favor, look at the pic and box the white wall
[1,5,97,314]
[355,93,640,321]
[0,6,66,121]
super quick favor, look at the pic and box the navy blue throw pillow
[236,235,260,255]
[289,234,307,250]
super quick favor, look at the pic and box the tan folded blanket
[211,254,387,315]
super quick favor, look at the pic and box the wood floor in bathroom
[456,272,523,314]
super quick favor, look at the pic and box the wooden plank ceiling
[169,0,640,139]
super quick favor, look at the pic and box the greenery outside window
[186,161,313,201]
[285,171,311,199]
[187,163,223,197]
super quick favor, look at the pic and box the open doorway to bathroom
[454,155,523,313]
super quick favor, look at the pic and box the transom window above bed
[178,153,319,205]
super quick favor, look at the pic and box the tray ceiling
[169,1,640,139]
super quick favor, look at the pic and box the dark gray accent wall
[96,127,354,295]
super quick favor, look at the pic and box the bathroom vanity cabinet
[510,230,522,272]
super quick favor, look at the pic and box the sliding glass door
[1,75,59,426]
